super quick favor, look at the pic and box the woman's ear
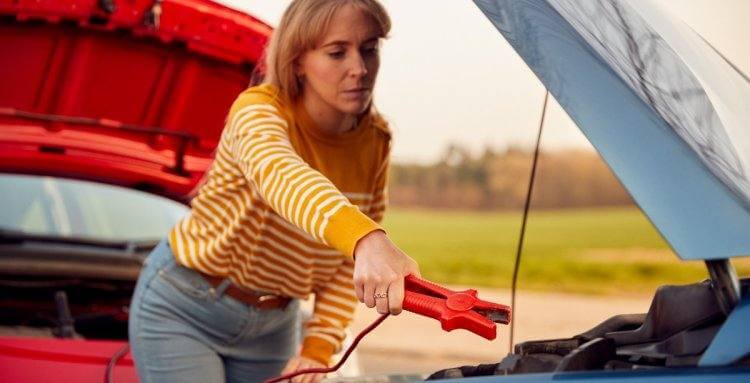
[294,55,304,77]
[293,58,304,89]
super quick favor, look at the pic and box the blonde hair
[261,0,391,103]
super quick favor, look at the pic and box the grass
[381,207,750,296]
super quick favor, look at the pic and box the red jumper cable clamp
[263,275,511,382]
[403,274,511,340]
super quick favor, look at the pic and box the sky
[221,0,750,164]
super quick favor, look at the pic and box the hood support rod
[509,90,549,353]
[0,107,197,176]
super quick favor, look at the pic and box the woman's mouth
[342,88,370,97]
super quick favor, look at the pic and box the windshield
[0,174,188,241]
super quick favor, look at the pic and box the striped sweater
[168,84,390,365]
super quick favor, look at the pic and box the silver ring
[374,292,388,299]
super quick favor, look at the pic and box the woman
[128,0,420,382]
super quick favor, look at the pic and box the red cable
[105,344,130,383]
[101,314,389,383]
[264,313,390,383]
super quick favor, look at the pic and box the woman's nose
[348,52,368,77]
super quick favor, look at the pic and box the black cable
[509,91,549,354]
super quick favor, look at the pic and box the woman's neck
[301,93,358,136]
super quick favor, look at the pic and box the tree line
[388,144,633,210]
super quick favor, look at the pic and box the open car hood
[0,0,271,203]
[474,0,750,261]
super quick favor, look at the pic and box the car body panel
[0,337,136,383]
[473,0,750,261]
[434,366,750,383]
[700,294,750,366]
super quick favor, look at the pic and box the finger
[298,364,312,383]
[302,371,321,383]
[387,277,404,315]
[294,361,313,383]
[294,368,313,383]
[299,372,313,383]
[290,362,304,383]
[409,263,422,279]
[355,278,364,303]
[375,285,390,314]
[291,368,302,383]
[281,358,300,375]
[300,364,323,383]
[364,281,376,308]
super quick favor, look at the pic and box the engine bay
[427,279,750,379]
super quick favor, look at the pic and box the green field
[382,207,749,295]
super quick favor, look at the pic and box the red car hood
[0,0,271,203]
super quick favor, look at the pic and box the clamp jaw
[402,275,511,340]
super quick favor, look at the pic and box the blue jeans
[128,239,300,383]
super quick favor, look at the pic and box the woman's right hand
[352,230,421,315]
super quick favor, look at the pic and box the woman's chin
[337,100,371,116]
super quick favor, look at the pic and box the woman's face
[297,5,381,119]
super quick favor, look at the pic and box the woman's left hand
[280,356,327,383]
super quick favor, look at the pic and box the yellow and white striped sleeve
[226,99,381,258]
[302,147,390,365]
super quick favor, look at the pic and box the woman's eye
[328,51,345,59]
[362,46,379,56]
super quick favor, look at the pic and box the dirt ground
[346,287,652,377]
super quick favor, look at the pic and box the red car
[0,1,270,381]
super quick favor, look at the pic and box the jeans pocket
[157,262,212,300]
